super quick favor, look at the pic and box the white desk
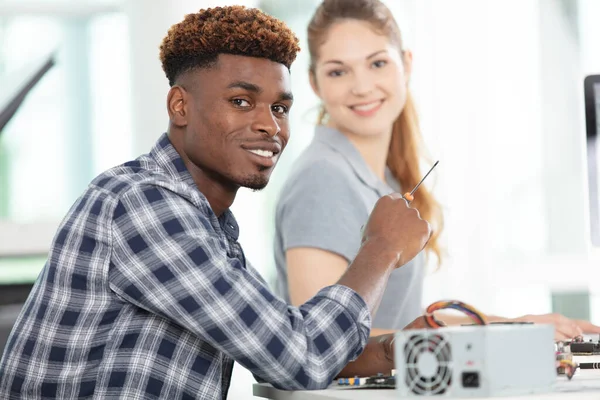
[253,377,600,400]
[253,356,600,400]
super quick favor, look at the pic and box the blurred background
[1,0,599,397]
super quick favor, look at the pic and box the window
[0,6,131,283]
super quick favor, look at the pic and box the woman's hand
[402,312,600,342]
[510,313,600,341]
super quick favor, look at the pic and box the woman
[274,0,600,339]
[274,0,441,336]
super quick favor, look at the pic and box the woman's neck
[330,123,393,181]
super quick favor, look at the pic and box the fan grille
[403,333,453,395]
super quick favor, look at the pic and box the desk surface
[253,362,600,400]
[253,377,600,400]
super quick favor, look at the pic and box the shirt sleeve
[277,161,366,262]
[108,184,371,390]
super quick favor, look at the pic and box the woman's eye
[372,60,387,68]
[232,99,251,107]
[327,70,345,77]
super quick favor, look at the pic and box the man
[0,6,431,399]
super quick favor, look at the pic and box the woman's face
[311,19,410,138]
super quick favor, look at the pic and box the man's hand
[337,194,431,318]
[337,334,396,378]
[510,314,600,341]
[361,193,432,268]
[402,316,430,330]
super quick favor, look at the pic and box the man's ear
[309,71,321,100]
[167,86,188,127]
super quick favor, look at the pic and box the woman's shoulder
[285,142,356,187]
[280,153,357,203]
[274,144,369,257]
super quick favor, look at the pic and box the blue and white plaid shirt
[0,134,371,399]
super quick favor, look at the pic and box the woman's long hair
[308,0,444,265]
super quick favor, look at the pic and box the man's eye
[232,99,251,107]
[272,105,288,115]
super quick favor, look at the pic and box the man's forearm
[371,328,396,336]
[337,334,394,378]
[337,240,399,318]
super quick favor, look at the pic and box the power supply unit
[393,324,555,397]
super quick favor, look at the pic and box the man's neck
[188,169,238,217]
[167,130,237,217]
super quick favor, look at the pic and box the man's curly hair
[159,6,300,86]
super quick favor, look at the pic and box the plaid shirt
[0,134,371,399]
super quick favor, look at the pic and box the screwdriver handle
[579,362,600,370]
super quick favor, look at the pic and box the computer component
[393,324,555,397]
[567,335,600,355]
[555,341,576,380]
[570,341,600,355]
[336,373,396,389]
[584,74,600,246]
[336,377,367,387]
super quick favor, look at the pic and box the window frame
[0,1,120,260]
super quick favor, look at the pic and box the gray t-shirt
[274,125,424,330]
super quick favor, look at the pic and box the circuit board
[336,374,395,389]
[568,336,600,355]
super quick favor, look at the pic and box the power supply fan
[403,333,453,395]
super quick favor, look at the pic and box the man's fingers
[403,316,427,330]
[387,192,413,208]
[387,192,404,201]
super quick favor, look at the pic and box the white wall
[386,0,598,319]
[578,0,600,76]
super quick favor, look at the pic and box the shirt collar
[313,125,396,196]
[149,133,240,240]
[150,133,197,188]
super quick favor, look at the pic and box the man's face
[177,54,293,191]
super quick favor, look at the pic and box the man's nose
[252,108,280,137]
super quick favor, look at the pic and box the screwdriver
[402,161,439,203]
[579,362,600,370]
